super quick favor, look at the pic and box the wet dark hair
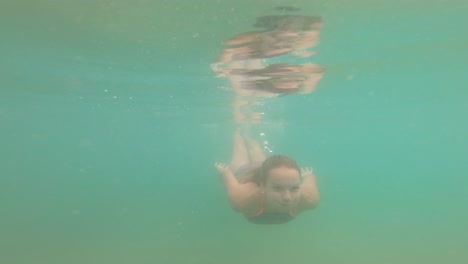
[254,155,300,183]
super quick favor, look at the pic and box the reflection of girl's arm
[215,163,259,212]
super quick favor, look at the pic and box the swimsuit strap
[254,193,265,216]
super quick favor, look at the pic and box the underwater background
[1,0,467,263]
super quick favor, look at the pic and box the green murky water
[1,1,467,263]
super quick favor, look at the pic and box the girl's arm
[298,167,320,211]
[215,163,259,213]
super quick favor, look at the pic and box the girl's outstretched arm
[215,162,259,212]
[298,167,320,211]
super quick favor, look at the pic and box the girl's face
[263,166,301,211]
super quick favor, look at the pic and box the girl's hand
[300,167,314,178]
[215,162,230,175]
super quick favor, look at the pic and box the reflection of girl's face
[264,167,301,211]
[272,78,304,89]
[307,22,323,30]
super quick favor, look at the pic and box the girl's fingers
[301,167,313,175]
